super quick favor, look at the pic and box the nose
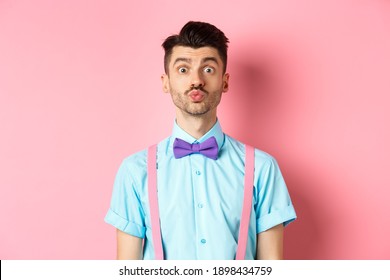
[191,71,205,89]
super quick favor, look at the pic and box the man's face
[162,46,229,117]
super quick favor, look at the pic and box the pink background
[1,0,389,259]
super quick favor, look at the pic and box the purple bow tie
[173,136,219,160]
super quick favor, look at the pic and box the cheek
[170,77,188,90]
[208,77,224,88]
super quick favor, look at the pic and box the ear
[161,74,170,93]
[222,73,230,92]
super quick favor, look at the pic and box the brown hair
[162,21,229,74]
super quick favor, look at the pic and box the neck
[175,110,217,139]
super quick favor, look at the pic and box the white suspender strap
[235,145,255,260]
[147,144,164,260]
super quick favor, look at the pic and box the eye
[178,67,188,73]
[204,67,214,74]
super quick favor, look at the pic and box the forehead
[169,46,222,65]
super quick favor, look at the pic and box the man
[105,21,296,260]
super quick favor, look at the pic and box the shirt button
[201,239,207,244]
[198,203,203,208]
[195,170,201,175]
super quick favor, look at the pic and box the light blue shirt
[105,120,296,259]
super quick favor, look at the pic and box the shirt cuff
[104,209,146,238]
[256,204,297,233]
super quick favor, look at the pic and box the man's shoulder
[120,137,170,168]
[122,148,147,164]
[224,134,278,166]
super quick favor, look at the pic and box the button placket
[192,156,208,256]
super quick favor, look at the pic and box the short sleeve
[104,159,146,238]
[254,154,297,233]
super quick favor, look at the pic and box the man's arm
[116,229,143,260]
[256,223,284,260]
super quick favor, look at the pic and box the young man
[105,21,296,260]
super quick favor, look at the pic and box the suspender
[147,144,164,260]
[236,145,255,260]
[147,144,255,260]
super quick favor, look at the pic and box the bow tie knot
[173,137,219,160]
[192,143,200,152]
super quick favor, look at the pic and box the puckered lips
[188,90,205,102]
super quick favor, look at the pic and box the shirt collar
[170,119,225,151]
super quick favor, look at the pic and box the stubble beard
[170,88,223,117]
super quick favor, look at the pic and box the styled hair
[162,21,229,74]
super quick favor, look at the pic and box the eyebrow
[202,57,219,65]
[172,57,220,66]
[173,57,191,66]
